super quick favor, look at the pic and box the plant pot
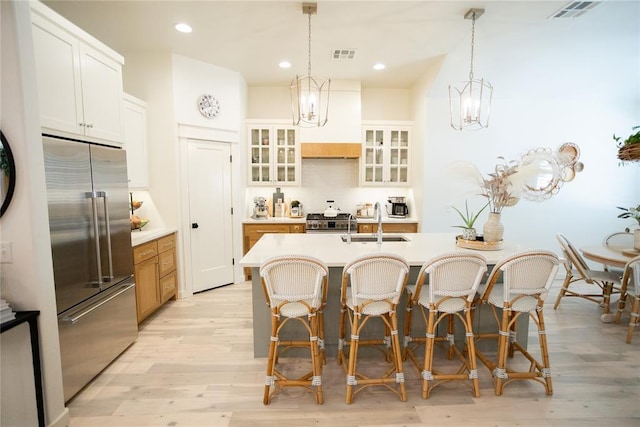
[461,227,477,241]
[634,229,640,251]
[483,212,504,242]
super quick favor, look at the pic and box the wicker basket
[618,144,640,162]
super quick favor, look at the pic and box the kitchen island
[239,232,529,357]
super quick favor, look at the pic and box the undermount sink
[341,235,410,243]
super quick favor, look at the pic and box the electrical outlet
[0,241,13,263]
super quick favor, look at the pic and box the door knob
[191,223,199,229]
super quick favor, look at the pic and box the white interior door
[187,140,234,292]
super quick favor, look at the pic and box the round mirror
[519,148,562,202]
[0,130,17,217]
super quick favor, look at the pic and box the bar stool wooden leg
[389,312,407,402]
[345,312,361,404]
[263,314,279,404]
[464,308,480,398]
[494,307,511,396]
[421,308,437,399]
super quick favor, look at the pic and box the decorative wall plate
[197,94,220,118]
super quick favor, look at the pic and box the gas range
[306,213,357,233]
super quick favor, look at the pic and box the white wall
[1,1,68,425]
[420,1,640,256]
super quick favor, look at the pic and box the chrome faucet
[344,213,354,244]
[374,202,383,244]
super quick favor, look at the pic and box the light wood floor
[67,280,640,426]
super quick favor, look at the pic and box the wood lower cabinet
[133,232,178,323]
[242,223,305,278]
[358,222,418,233]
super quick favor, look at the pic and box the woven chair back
[260,255,328,309]
[556,233,594,282]
[623,255,640,295]
[603,232,634,251]
[343,253,409,306]
[422,252,487,303]
[499,251,560,302]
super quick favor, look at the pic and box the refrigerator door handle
[96,190,114,282]
[59,282,135,324]
[86,191,104,287]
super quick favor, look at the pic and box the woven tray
[456,235,503,251]
[618,144,640,162]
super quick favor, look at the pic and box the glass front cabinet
[248,123,299,185]
[361,125,411,186]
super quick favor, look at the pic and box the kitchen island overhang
[239,232,531,358]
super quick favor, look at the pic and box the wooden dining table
[580,245,637,269]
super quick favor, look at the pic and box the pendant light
[290,2,330,127]
[449,8,493,131]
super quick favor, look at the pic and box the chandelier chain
[307,11,312,77]
[469,12,476,81]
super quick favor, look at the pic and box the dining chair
[554,233,622,321]
[403,252,487,398]
[337,253,410,404]
[615,254,640,343]
[475,250,560,395]
[259,254,329,404]
[602,232,634,272]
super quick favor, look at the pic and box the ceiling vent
[550,1,600,18]
[332,49,357,60]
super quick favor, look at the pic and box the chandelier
[290,2,330,127]
[449,8,493,131]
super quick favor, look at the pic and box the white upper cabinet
[361,124,411,186]
[31,2,125,145]
[248,122,299,186]
[123,94,149,188]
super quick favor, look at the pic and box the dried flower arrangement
[480,157,520,213]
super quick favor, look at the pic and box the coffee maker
[387,196,409,218]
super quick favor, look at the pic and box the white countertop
[239,232,526,268]
[242,216,417,224]
[243,217,306,224]
[131,227,177,246]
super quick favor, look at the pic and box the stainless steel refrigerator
[43,135,137,402]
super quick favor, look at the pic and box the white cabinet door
[31,3,124,145]
[32,14,84,136]
[123,94,148,188]
[79,44,124,143]
[248,123,299,186]
[361,125,411,186]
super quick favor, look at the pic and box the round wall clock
[197,94,220,119]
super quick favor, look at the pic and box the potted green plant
[290,200,302,217]
[451,200,488,241]
[614,125,640,163]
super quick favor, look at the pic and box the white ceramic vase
[634,228,640,251]
[483,212,504,242]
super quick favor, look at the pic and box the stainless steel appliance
[387,196,409,218]
[306,213,357,232]
[252,196,269,219]
[43,135,137,402]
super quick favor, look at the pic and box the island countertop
[239,232,525,268]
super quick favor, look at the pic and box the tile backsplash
[245,158,414,218]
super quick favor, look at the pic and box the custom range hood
[299,80,361,159]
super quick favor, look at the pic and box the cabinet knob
[191,223,199,229]
[86,123,94,128]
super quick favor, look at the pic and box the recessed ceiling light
[279,61,292,69]
[174,23,192,33]
[373,63,386,70]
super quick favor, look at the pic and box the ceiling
[42,1,608,88]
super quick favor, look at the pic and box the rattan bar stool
[337,253,410,404]
[403,252,487,398]
[475,250,560,396]
[259,255,328,404]
[615,255,640,343]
